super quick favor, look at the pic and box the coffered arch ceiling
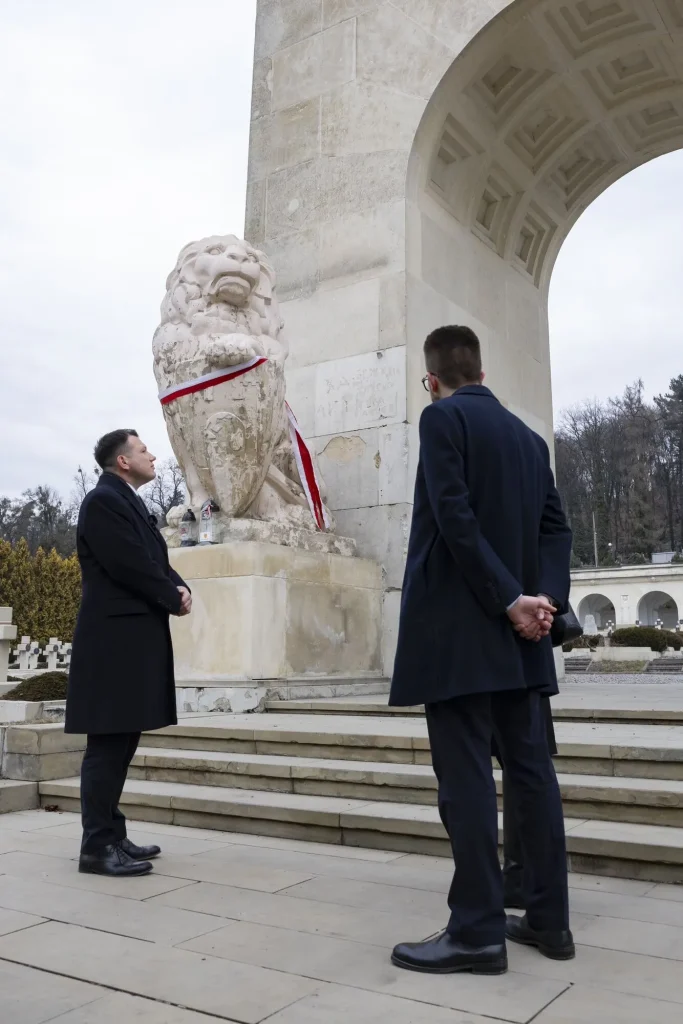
[413,0,683,291]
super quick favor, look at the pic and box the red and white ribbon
[158,356,268,405]
[159,358,329,531]
[286,402,330,531]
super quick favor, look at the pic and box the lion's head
[159,234,278,329]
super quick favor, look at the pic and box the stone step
[0,779,38,814]
[565,659,592,673]
[38,775,683,883]
[265,698,683,725]
[646,661,683,674]
[145,714,683,779]
[128,745,683,827]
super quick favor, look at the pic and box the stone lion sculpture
[153,235,333,537]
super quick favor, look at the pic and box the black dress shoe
[506,914,575,960]
[79,843,153,877]
[119,837,161,860]
[391,931,507,975]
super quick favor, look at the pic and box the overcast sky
[1,1,681,500]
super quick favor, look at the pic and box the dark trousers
[80,732,141,854]
[425,690,568,947]
[501,697,557,901]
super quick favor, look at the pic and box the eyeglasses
[422,374,437,392]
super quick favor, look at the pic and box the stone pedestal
[168,542,385,712]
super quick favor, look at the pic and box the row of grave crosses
[10,638,72,673]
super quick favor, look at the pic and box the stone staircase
[564,655,592,673]
[36,698,683,884]
[646,656,683,674]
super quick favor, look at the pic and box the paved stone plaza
[0,802,681,1024]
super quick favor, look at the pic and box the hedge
[611,626,682,653]
[2,672,69,702]
[0,539,81,646]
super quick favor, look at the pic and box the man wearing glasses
[389,326,574,976]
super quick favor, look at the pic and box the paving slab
[180,918,569,1023]
[0,874,227,945]
[565,871,658,896]
[0,959,101,1024]
[183,838,453,893]
[139,851,316,892]
[0,808,78,831]
[36,820,239,856]
[149,879,442,947]
[45,991,232,1023]
[0,850,197,900]
[278,874,448,916]
[0,809,680,1022]
[263,984,495,1023]
[508,936,683,1004]
[569,886,683,927]
[572,912,683,960]
[0,905,44,937]
[648,881,683,902]
[534,983,683,1024]
[0,920,322,1023]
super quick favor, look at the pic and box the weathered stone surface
[0,920,321,1023]
[334,504,411,589]
[0,960,101,1024]
[153,235,335,541]
[283,278,381,370]
[356,4,454,99]
[0,780,38,814]
[249,98,320,180]
[271,20,356,112]
[168,542,381,685]
[255,0,323,61]
[2,751,83,783]
[181,918,568,1022]
[314,346,406,435]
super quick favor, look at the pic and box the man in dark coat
[390,326,574,976]
[65,429,191,877]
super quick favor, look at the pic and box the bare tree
[140,459,185,526]
[70,465,100,510]
[555,378,683,566]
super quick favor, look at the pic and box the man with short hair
[65,430,191,877]
[390,326,574,975]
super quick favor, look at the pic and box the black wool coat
[389,386,572,708]
[65,473,187,735]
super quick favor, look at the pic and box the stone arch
[577,593,617,630]
[247,0,683,673]
[638,590,680,628]
[405,0,683,442]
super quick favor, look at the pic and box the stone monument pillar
[153,235,385,713]
[245,1,563,673]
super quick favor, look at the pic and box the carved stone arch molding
[247,0,683,673]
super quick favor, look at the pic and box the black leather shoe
[119,837,161,860]
[391,931,507,975]
[506,914,575,960]
[79,843,153,877]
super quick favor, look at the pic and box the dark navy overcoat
[66,472,186,734]
[390,386,572,707]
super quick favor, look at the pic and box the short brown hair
[424,326,482,390]
[94,430,139,470]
